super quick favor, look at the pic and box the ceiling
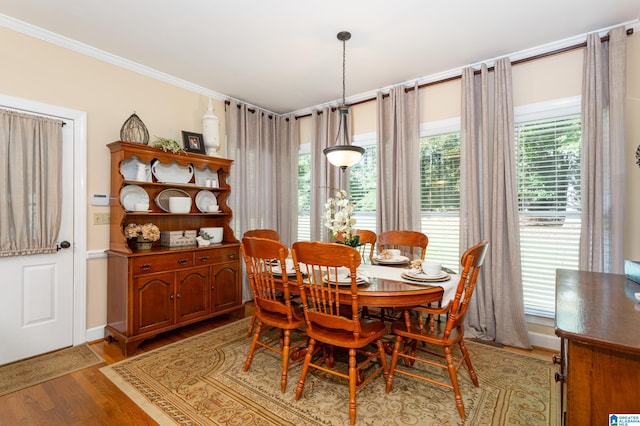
[0,1,638,115]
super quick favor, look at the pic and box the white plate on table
[401,269,451,283]
[120,156,151,182]
[120,185,149,212]
[374,255,410,265]
[151,160,194,184]
[272,265,297,277]
[195,190,218,213]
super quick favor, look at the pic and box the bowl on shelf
[168,196,191,213]
[200,226,223,243]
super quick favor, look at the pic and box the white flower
[324,190,357,244]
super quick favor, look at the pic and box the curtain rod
[294,27,634,119]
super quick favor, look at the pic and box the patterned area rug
[100,318,559,425]
[0,344,104,396]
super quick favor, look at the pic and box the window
[419,120,461,270]
[297,143,311,241]
[348,133,377,235]
[515,97,581,317]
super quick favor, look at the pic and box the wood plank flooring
[0,303,556,425]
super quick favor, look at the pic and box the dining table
[280,261,460,310]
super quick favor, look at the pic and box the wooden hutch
[105,141,243,356]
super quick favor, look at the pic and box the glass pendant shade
[324,145,364,169]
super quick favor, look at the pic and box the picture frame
[181,131,206,154]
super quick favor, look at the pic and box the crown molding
[0,13,229,104]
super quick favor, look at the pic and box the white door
[0,115,75,365]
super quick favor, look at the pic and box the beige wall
[1,24,639,341]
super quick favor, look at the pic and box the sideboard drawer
[132,252,194,275]
[195,247,239,266]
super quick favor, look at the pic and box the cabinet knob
[552,354,562,365]
[178,258,188,265]
[140,264,152,271]
[176,293,182,299]
[228,253,235,259]
[554,372,565,383]
[170,294,174,300]
[199,256,209,262]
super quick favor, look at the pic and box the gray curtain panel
[0,109,63,257]
[376,83,420,233]
[460,60,531,349]
[225,100,298,301]
[579,26,626,273]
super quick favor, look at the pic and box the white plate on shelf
[194,166,219,187]
[120,185,149,212]
[151,160,194,184]
[120,156,152,182]
[195,190,218,213]
[155,188,191,212]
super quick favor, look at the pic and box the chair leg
[444,346,466,420]
[348,348,357,425]
[459,341,479,387]
[376,338,389,381]
[295,338,316,400]
[246,312,257,337]
[385,335,403,393]
[244,321,262,371]
[280,329,291,393]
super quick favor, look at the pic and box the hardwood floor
[0,303,556,425]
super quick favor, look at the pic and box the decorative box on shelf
[160,230,197,247]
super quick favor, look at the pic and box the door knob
[57,241,71,251]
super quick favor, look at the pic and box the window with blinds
[297,146,311,241]
[516,113,581,317]
[419,132,461,270]
[348,135,377,235]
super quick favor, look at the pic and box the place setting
[372,249,410,265]
[401,260,451,283]
[322,266,370,286]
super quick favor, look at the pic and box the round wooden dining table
[282,264,456,308]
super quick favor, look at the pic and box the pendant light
[323,31,364,171]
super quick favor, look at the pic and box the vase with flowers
[124,223,160,251]
[324,189,359,247]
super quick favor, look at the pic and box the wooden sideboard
[555,269,640,425]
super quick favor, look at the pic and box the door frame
[0,93,87,346]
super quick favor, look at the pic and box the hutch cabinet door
[176,266,210,322]
[211,262,241,311]
[134,272,174,334]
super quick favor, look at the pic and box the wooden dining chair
[335,229,377,264]
[291,241,388,425]
[242,229,281,336]
[243,228,281,241]
[377,230,429,261]
[240,237,306,393]
[385,240,489,420]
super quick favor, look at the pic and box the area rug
[100,318,559,425]
[0,344,104,396]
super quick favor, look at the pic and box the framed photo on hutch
[181,131,206,154]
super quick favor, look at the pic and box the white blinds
[516,114,582,316]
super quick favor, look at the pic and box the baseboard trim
[86,325,105,343]
[528,330,560,351]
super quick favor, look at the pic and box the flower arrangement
[324,189,359,247]
[124,223,160,241]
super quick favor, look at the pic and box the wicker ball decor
[120,112,149,145]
